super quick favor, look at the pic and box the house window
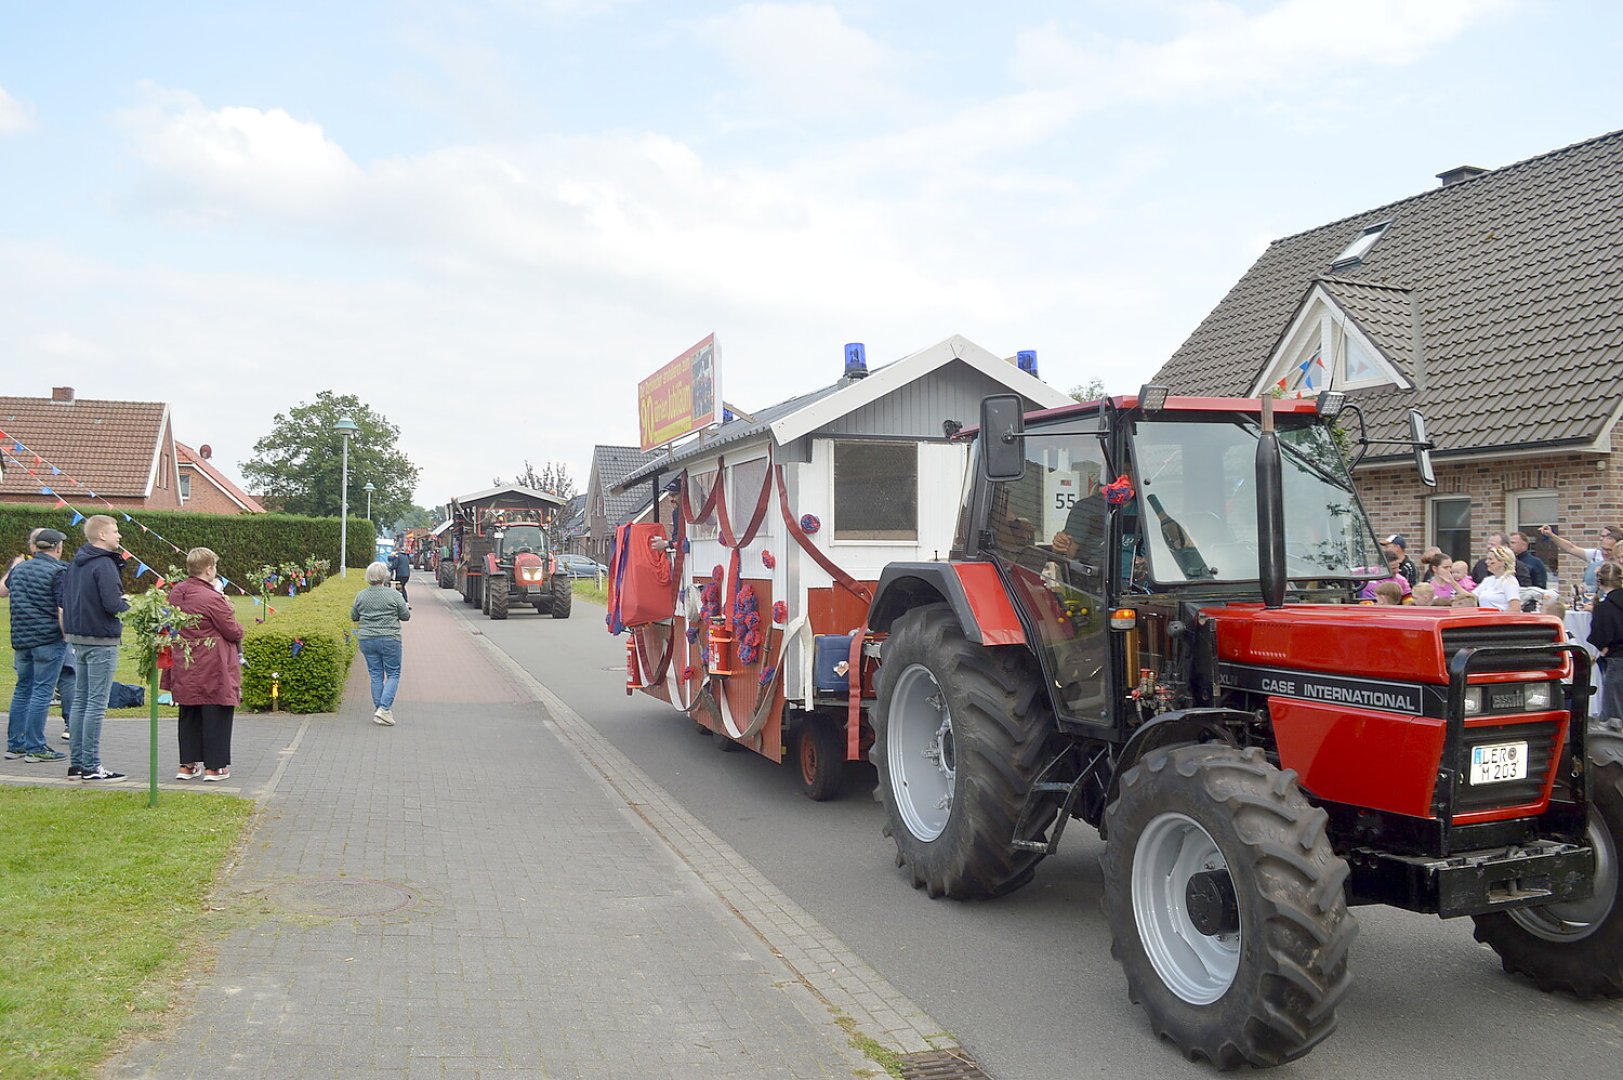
[179,474,191,502]
[1508,489,1560,572]
[834,442,917,541]
[1430,496,1471,562]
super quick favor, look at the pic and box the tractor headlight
[1523,682,1555,710]
[1462,687,1483,715]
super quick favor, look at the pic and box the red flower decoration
[772,600,787,624]
[761,549,776,569]
[681,665,697,682]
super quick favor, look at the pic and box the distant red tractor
[441,496,572,621]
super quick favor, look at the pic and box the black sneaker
[2,749,22,760]
[68,765,83,780]
[81,767,126,783]
[24,748,65,763]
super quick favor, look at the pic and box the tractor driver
[1051,460,1109,571]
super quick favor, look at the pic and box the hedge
[241,572,368,713]
[0,504,374,594]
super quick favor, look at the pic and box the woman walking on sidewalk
[163,547,244,781]
[352,561,410,725]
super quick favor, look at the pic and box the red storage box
[610,522,676,626]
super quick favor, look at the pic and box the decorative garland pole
[147,653,160,807]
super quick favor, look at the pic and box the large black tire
[870,603,1062,899]
[488,576,509,620]
[794,713,846,802]
[550,575,573,619]
[1471,721,1623,998]
[1100,744,1356,1069]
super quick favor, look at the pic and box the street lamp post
[364,481,375,523]
[335,415,359,577]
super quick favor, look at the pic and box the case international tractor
[863,389,1621,1068]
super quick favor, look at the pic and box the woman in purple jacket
[162,548,245,781]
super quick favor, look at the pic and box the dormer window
[1253,283,1411,398]
[1331,220,1390,269]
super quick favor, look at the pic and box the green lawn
[1,592,300,719]
[0,786,255,1078]
[571,577,608,606]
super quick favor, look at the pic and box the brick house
[1153,130,1623,585]
[0,387,260,515]
[175,441,265,514]
[581,445,661,564]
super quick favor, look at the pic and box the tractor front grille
[1454,720,1559,815]
[1441,625,1563,673]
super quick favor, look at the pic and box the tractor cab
[952,391,1389,731]
[494,522,548,561]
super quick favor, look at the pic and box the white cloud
[1014,0,1518,103]
[694,3,914,122]
[0,84,35,134]
[116,85,362,219]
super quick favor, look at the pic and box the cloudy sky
[2,1,1619,505]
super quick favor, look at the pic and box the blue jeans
[68,643,118,771]
[8,640,68,754]
[359,637,403,709]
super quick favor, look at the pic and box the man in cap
[1382,534,1417,587]
[3,528,70,764]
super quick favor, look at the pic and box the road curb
[447,593,956,1059]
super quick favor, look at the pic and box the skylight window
[1331,220,1391,269]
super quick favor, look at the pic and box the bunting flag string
[0,441,262,602]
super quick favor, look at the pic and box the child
[1410,581,1437,606]
[1374,580,1404,605]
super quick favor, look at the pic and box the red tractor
[864,389,1619,1067]
[448,508,571,621]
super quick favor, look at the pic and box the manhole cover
[897,1049,991,1080]
[265,878,416,917]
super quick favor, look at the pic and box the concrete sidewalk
[87,584,917,1079]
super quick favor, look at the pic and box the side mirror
[1409,410,1436,488]
[980,394,1026,481]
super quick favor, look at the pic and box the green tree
[392,504,436,532]
[494,459,577,501]
[241,391,421,524]
[1069,377,1108,402]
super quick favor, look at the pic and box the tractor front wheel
[795,714,845,802]
[871,603,1061,899]
[1100,743,1356,1068]
[550,575,573,619]
[487,576,509,620]
[1471,754,1623,998]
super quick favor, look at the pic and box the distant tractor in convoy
[863,389,1621,1067]
[439,486,570,620]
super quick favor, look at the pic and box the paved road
[451,585,1623,1080]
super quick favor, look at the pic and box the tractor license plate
[524,586,541,594]
[1469,741,1528,785]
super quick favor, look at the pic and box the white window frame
[1251,285,1410,397]
[1427,493,1472,562]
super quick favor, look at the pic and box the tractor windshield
[1130,417,1383,584]
[499,525,547,556]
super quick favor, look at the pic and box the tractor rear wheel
[488,576,509,620]
[795,713,845,802]
[1471,750,1623,998]
[1100,743,1356,1069]
[550,575,573,619]
[870,603,1061,899]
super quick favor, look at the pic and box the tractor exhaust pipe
[1256,396,1286,609]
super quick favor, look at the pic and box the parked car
[557,553,609,579]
